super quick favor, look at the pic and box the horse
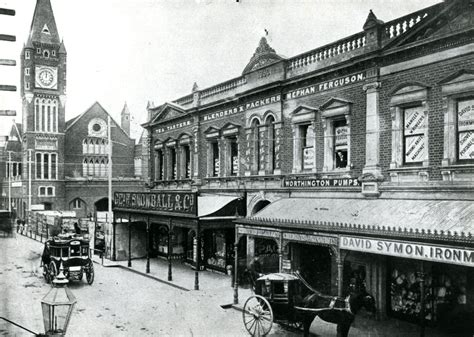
[294,271,376,337]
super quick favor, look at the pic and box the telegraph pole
[7,150,11,212]
[28,149,32,212]
[107,114,112,222]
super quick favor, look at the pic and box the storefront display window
[389,258,473,332]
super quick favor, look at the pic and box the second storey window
[212,141,220,177]
[301,124,315,170]
[403,106,427,165]
[230,139,239,176]
[154,148,164,181]
[334,120,349,169]
[457,98,474,161]
[36,152,57,180]
[182,145,191,179]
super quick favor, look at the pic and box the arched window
[100,139,106,154]
[251,119,260,173]
[82,159,88,176]
[100,159,106,177]
[82,140,87,154]
[34,98,40,131]
[46,100,51,132]
[88,159,94,176]
[94,159,100,176]
[266,115,276,173]
[52,100,57,132]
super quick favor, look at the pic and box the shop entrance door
[294,244,332,294]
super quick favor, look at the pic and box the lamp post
[40,263,76,337]
[0,263,76,336]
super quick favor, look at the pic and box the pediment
[204,126,220,139]
[384,1,472,49]
[222,123,241,136]
[291,105,318,124]
[440,69,474,96]
[150,102,186,124]
[440,70,474,85]
[320,98,352,111]
[389,83,429,106]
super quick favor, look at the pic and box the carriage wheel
[85,262,94,285]
[49,262,57,282]
[242,295,273,336]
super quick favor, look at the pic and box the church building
[0,0,143,220]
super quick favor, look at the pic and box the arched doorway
[251,200,271,215]
[95,198,108,212]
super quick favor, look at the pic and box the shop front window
[389,258,473,332]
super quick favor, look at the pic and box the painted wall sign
[283,232,337,246]
[156,120,192,134]
[113,191,197,215]
[340,236,474,267]
[285,72,365,100]
[237,227,280,238]
[201,94,281,122]
[282,178,360,188]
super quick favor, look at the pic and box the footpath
[15,230,456,337]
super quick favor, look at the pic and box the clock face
[39,69,54,86]
[35,66,57,89]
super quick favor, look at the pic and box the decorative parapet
[287,32,366,71]
[382,2,443,41]
[200,76,247,99]
[241,217,474,245]
[174,94,193,106]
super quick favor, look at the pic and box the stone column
[292,125,300,173]
[244,128,253,176]
[362,81,382,176]
[273,123,282,175]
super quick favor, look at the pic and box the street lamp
[0,263,76,336]
[40,263,76,337]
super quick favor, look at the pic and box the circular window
[92,123,101,132]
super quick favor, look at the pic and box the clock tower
[21,0,67,210]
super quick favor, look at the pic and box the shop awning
[198,195,240,218]
[247,198,474,236]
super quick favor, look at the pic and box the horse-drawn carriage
[0,210,13,237]
[242,272,375,337]
[41,235,94,285]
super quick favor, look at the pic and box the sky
[0,0,441,140]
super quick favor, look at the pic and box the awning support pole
[112,215,116,261]
[194,221,200,290]
[168,220,173,281]
[128,214,132,267]
[146,218,150,273]
[233,231,239,305]
[419,261,425,337]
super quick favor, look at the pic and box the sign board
[283,232,337,246]
[237,227,280,238]
[303,147,314,170]
[114,191,197,215]
[282,177,360,188]
[31,204,45,211]
[282,259,292,270]
[340,236,474,267]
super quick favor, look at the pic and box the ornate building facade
[115,0,473,331]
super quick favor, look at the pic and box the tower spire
[27,0,61,45]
